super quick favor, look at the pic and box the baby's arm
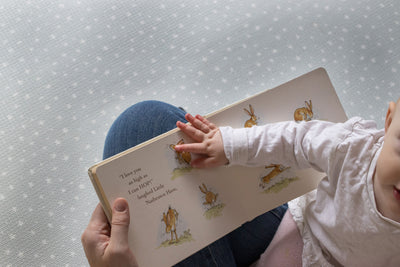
[177,114,356,174]
[175,114,229,168]
[219,119,351,172]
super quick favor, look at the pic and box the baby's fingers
[174,143,207,154]
[195,115,217,130]
[185,114,212,133]
[176,121,204,142]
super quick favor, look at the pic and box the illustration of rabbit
[170,139,191,165]
[262,164,290,184]
[294,100,313,121]
[244,104,258,128]
[162,206,179,243]
[199,183,218,206]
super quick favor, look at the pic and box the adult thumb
[110,198,130,248]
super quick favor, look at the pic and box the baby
[175,98,400,266]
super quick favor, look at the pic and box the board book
[88,68,347,267]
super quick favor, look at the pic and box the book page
[88,68,347,267]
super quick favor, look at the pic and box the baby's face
[374,99,400,223]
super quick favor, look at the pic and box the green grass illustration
[171,167,192,180]
[158,229,194,248]
[263,177,299,194]
[204,203,226,219]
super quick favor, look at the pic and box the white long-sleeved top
[219,117,400,266]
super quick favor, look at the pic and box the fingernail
[115,199,127,212]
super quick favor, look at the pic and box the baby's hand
[176,114,228,168]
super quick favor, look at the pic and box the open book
[88,68,347,267]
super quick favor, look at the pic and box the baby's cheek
[394,136,400,152]
[376,152,395,185]
[382,159,400,185]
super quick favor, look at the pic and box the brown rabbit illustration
[170,139,191,165]
[244,104,257,128]
[262,164,290,183]
[199,183,218,206]
[162,206,179,244]
[294,100,313,121]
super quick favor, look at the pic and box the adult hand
[81,198,138,267]
[176,113,229,168]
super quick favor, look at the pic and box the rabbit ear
[249,104,254,114]
[244,108,251,115]
[305,100,312,109]
[202,183,207,190]
[199,184,206,193]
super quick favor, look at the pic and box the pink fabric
[252,211,303,267]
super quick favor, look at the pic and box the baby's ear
[385,101,397,132]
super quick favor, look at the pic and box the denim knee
[103,100,187,159]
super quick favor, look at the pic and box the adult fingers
[81,203,109,255]
[109,198,130,249]
[88,203,109,227]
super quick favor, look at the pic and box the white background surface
[1,0,399,266]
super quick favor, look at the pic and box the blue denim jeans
[103,100,287,267]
